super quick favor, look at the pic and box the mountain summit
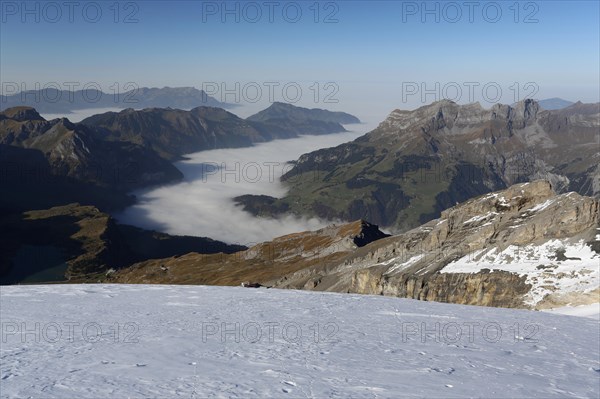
[247,102,361,124]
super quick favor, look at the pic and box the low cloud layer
[41,108,123,122]
[114,121,378,245]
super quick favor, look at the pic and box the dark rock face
[0,107,183,191]
[348,268,531,308]
[0,144,135,214]
[351,220,390,247]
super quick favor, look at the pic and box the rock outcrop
[110,220,388,285]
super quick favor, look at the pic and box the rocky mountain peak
[1,106,45,122]
[510,99,540,125]
[55,117,76,130]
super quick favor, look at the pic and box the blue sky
[1,0,599,112]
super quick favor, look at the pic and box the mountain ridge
[236,99,599,231]
[0,86,232,114]
[81,105,357,160]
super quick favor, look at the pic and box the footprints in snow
[282,380,297,393]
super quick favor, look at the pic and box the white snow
[544,303,600,320]
[1,284,599,398]
[481,192,499,201]
[496,197,510,207]
[385,254,424,274]
[527,198,556,213]
[462,212,497,225]
[441,239,600,306]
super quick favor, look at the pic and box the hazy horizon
[2,1,599,121]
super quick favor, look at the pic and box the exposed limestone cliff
[278,181,599,309]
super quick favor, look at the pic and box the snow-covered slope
[1,285,599,398]
[441,238,600,307]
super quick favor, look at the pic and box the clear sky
[1,0,599,113]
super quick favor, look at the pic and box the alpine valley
[2,98,598,316]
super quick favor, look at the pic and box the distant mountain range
[0,86,232,114]
[81,103,358,161]
[537,97,575,110]
[236,99,600,231]
[511,98,574,110]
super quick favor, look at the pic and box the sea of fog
[114,118,380,245]
[41,108,124,122]
[39,102,386,245]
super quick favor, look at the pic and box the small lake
[1,245,68,285]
